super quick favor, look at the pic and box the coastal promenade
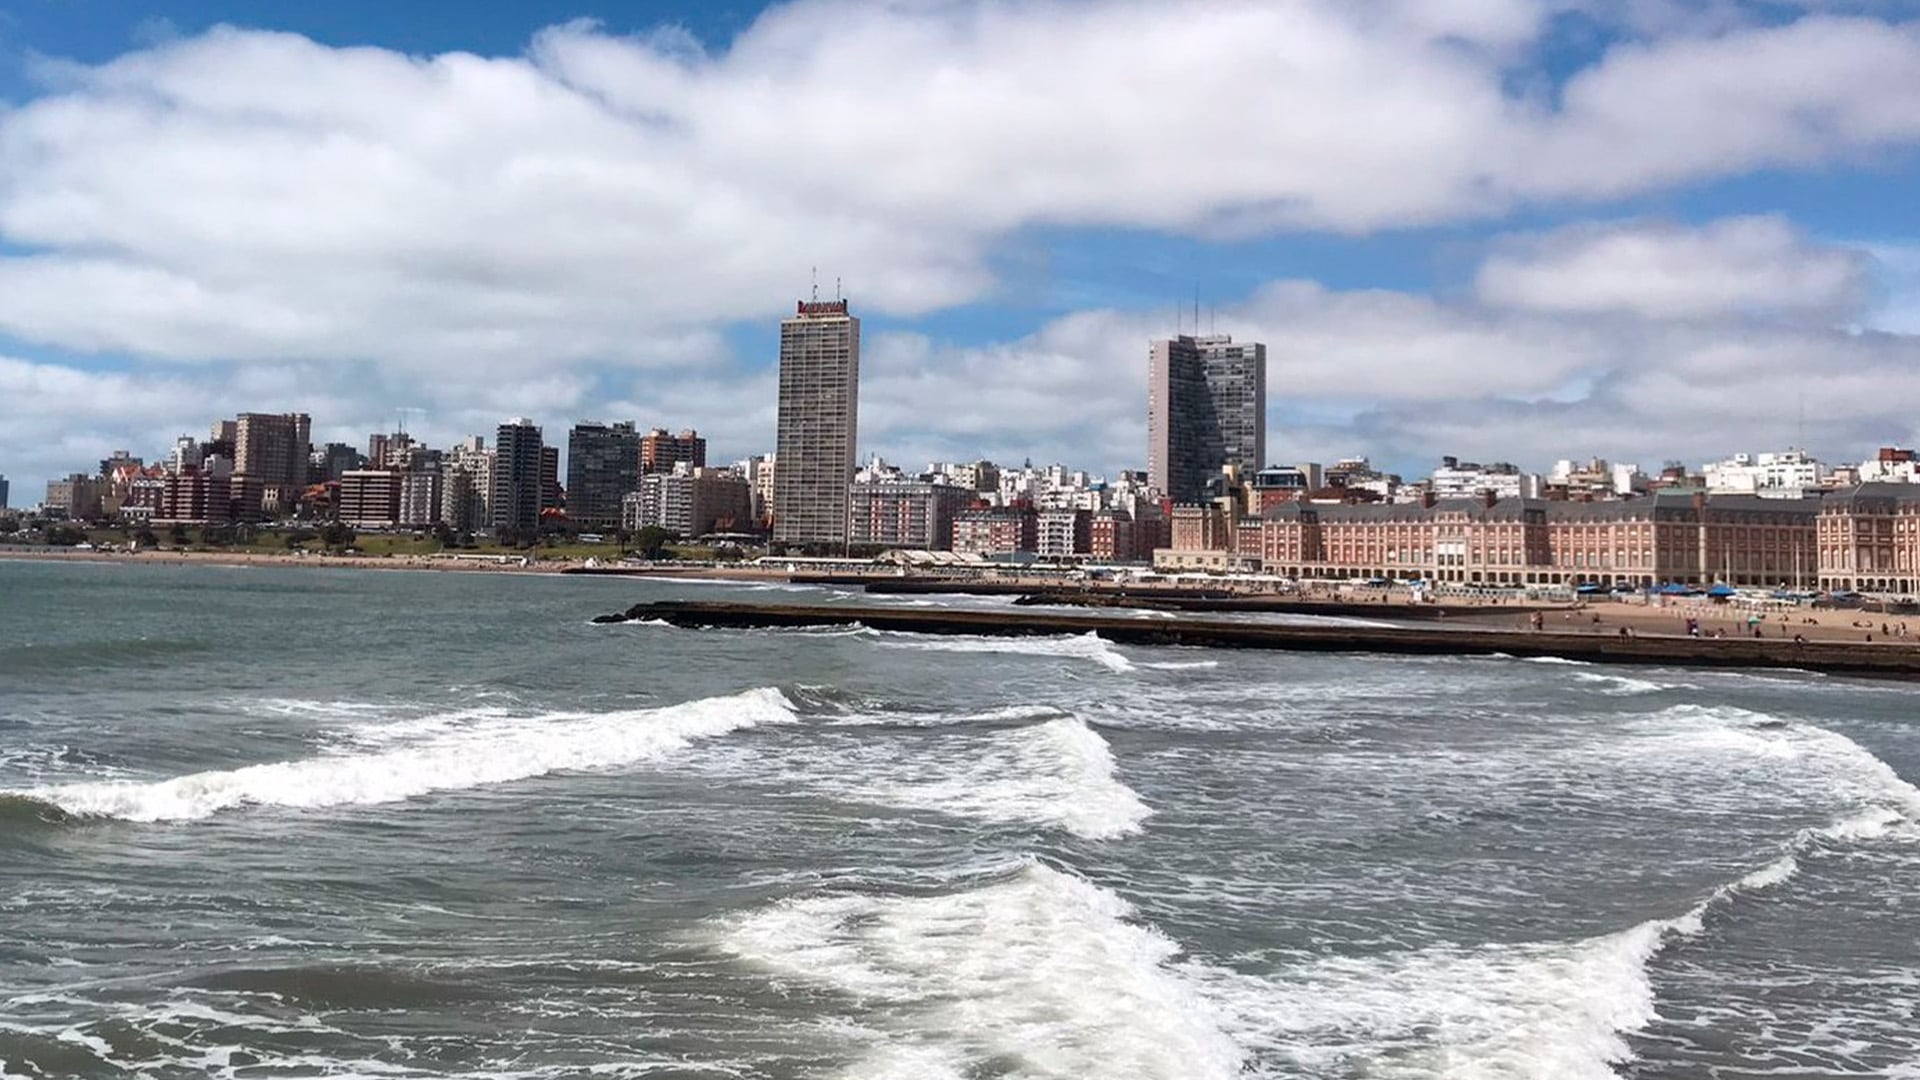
[605,599,1920,680]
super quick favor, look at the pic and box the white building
[1704,450,1826,497]
[734,453,776,527]
[1429,458,1542,501]
[1548,457,1645,498]
[1036,508,1091,559]
[1858,448,1920,484]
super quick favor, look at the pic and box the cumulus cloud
[2,4,1920,372]
[1474,215,1877,320]
[4,3,1920,493]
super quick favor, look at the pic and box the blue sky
[3,0,1920,496]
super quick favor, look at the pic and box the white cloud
[1474,215,1877,320]
[2,4,1920,372]
[6,5,1920,493]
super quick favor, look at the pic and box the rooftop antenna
[835,276,843,302]
[811,266,819,303]
[1209,303,1217,335]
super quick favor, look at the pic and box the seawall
[604,600,1920,680]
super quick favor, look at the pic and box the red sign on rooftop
[796,299,850,315]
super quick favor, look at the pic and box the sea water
[2,559,1917,1078]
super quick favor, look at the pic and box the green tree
[133,527,159,548]
[632,525,674,560]
[320,522,356,550]
[168,524,191,547]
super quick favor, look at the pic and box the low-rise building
[1818,483,1920,593]
[952,504,1037,557]
[1705,450,1826,497]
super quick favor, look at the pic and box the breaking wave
[811,714,1151,840]
[871,630,1136,672]
[1573,671,1671,695]
[724,859,1245,1079]
[12,688,795,823]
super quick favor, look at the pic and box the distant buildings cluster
[15,291,1920,596]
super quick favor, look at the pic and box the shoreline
[6,545,1904,647]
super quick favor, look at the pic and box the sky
[4,0,1920,496]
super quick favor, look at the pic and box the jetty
[601,599,1920,680]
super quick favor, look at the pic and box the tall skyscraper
[773,298,860,547]
[491,419,545,534]
[566,421,638,528]
[1147,334,1267,503]
[234,412,312,491]
[0,474,9,511]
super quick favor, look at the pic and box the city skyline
[4,3,1920,493]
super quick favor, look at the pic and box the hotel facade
[1162,490,1844,589]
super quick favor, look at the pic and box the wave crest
[872,630,1135,672]
[13,687,795,823]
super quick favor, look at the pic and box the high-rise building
[640,428,707,474]
[234,412,312,493]
[446,437,493,530]
[98,451,143,479]
[492,419,545,534]
[774,298,860,547]
[339,470,401,529]
[44,474,104,520]
[622,466,752,537]
[566,421,640,528]
[0,474,9,511]
[311,443,366,484]
[397,470,442,528]
[736,453,776,528]
[367,432,413,470]
[540,446,561,513]
[1147,334,1266,504]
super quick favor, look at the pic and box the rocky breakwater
[598,600,1920,680]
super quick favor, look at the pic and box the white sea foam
[1193,828,1823,1080]
[819,715,1151,839]
[725,853,1809,1080]
[1573,671,1669,695]
[872,630,1135,672]
[725,860,1247,1080]
[1191,920,1673,1080]
[823,703,1070,728]
[1523,655,1591,666]
[1636,704,1920,819]
[17,687,795,822]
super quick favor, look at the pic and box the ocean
[2,558,1917,1079]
